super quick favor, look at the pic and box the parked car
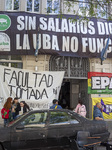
[0,109,110,150]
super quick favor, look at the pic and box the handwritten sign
[0,65,64,109]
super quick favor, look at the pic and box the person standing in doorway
[93,102,104,120]
[74,99,87,117]
[50,99,62,109]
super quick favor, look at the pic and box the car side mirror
[16,125,24,130]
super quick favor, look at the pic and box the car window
[69,114,79,124]
[20,112,47,128]
[50,111,79,125]
[9,113,28,127]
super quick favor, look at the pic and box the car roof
[29,109,86,120]
[30,109,72,113]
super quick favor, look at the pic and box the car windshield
[8,112,28,127]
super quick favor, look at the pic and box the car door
[10,111,48,150]
[47,110,60,148]
[47,110,77,149]
[47,110,83,149]
[57,111,83,147]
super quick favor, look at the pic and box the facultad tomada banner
[0,65,65,109]
[88,72,112,94]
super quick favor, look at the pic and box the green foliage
[47,0,112,21]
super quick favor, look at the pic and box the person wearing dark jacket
[12,97,21,120]
[93,102,104,120]
[50,99,62,109]
[19,101,30,115]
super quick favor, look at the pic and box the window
[78,0,108,18]
[20,112,47,128]
[5,0,19,11]
[95,1,108,19]
[70,114,79,124]
[47,0,60,14]
[50,111,79,125]
[78,0,89,16]
[0,55,23,68]
[26,0,40,13]
[50,56,89,78]
[63,0,78,15]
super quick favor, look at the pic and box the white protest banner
[0,65,65,109]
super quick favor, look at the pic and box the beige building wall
[0,0,5,10]
[90,58,112,73]
[22,55,51,71]
[41,0,47,14]
[61,0,79,14]
[19,0,26,11]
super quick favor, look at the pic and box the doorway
[59,79,89,114]
[49,56,89,114]
[59,81,70,109]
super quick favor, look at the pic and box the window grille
[47,0,60,14]
[26,0,40,13]
[49,56,89,79]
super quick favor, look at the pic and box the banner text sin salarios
[1,12,112,57]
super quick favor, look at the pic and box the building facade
[0,0,112,118]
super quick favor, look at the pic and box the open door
[59,81,70,109]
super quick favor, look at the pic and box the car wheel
[0,144,3,150]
